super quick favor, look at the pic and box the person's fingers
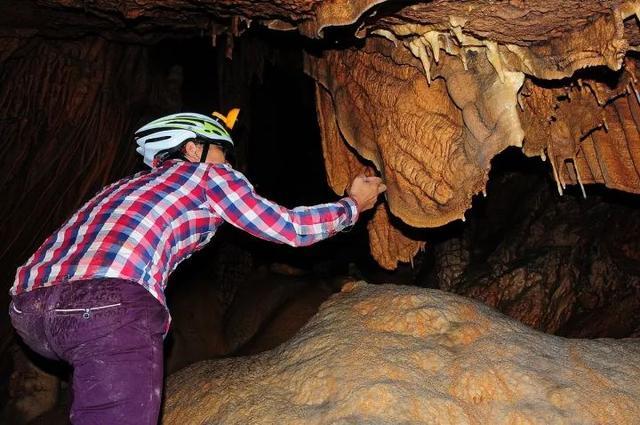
[366,176,383,184]
[377,184,387,194]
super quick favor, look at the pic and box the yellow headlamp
[212,108,240,130]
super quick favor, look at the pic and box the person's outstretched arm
[204,164,385,247]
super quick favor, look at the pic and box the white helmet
[134,109,239,167]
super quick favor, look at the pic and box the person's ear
[184,141,199,160]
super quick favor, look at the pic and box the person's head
[134,110,239,167]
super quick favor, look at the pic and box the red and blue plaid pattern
[12,160,358,309]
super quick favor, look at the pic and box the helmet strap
[199,143,210,162]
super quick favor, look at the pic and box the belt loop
[43,282,66,348]
[46,281,65,312]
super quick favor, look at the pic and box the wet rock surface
[164,282,640,424]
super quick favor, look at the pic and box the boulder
[164,282,640,424]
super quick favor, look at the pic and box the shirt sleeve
[204,164,359,247]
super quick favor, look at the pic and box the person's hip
[9,278,167,361]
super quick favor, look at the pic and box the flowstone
[164,282,640,425]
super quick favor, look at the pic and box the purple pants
[9,278,167,425]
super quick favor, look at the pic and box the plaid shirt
[12,160,358,311]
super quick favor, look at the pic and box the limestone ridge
[164,282,640,425]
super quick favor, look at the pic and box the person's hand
[347,174,387,213]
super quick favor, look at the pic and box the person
[8,109,386,424]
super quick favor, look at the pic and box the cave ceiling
[8,0,640,268]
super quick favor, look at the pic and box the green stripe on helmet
[144,117,230,139]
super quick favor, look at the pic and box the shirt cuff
[339,197,360,226]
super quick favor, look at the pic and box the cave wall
[2,0,639,335]
[0,34,183,383]
[26,0,640,269]
[1,1,639,421]
[417,157,640,338]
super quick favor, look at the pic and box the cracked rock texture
[164,282,640,425]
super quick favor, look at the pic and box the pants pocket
[49,302,127,357]
[49,279,127,348]
[54,302,122,319]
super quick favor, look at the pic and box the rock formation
[164,282,640,424]
[419,159,640,338]
[1,345,60,424]
[165,242,349,373]
[3,2,640,420]
[28,0,640,268]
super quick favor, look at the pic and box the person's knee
[69,337,164,425]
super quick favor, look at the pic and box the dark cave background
[1,25,639,424]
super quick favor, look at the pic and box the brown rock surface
[2,345,60,423]
[308,43,470,228]
[373,1,635,78]
[423,163,640,338]
[164,282,640,425]
[13,0,640,268]
[520,59,640,195]
[32,0,640,53]
[307,38,527,265]
[367,204,425,270]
